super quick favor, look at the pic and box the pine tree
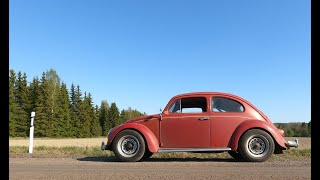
[9,70,18,136]
[108,102,120,128]
[99,100,110,135]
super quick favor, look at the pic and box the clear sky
[9,0,310,123]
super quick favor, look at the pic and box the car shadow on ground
[77,156,242,163]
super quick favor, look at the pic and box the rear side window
[169,97,207,113]
[211,97,244,112]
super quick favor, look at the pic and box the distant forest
[9,68,311,138]
[9,68,146,138]
[274,122,311,137]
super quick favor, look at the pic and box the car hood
[125,114,161,123]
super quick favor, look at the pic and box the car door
[160,96,210,148]
[210,96,248,148]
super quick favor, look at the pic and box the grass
[9,137,311,159]
[9,146,311,159]
[9,146,114,158]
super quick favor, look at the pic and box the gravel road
[9,157,311,180]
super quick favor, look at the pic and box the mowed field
[9,137,311,149]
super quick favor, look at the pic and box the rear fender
[229,120,287,151]
[107,123,159,152]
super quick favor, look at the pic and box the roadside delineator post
[29,112,35,154]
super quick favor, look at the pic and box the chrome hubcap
[247,135,269,157]
[117,135,139,157]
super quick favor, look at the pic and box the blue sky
[9,0,310,123]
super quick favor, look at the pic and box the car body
[101,92,298,162]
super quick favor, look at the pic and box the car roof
[172,92,242,99]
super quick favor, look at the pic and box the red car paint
[105,92,288,153]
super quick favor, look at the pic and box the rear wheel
[113,130,145,162]
[238,129,275,162]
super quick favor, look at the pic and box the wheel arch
[108,123,159,153]
[229,120,287,151]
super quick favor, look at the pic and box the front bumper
[286,139,299,148]
[101,141,107,150]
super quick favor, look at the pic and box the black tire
[112,130,146,162]
[228,151,244,161]
[238,129,275,162]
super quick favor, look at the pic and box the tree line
[9,68,146,138]
[274,122,311,137]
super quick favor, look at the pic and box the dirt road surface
[9,157,311,180]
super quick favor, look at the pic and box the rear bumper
[285,139,299,148]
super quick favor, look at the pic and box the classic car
[101,92,298,162]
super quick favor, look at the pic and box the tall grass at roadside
[10,146,310,159]
[9,146,114,157]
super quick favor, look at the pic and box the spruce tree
[87,93,102,137]
[9,70,18,136]
[119,109,126,125]
[14,71,29,137]
[51,83,71,137]
[70,83,83,137]
[99,100,110,135]
[78,92,91,137]
[34,72,53,137]
[108,102,120,128]
[95,105,102,136]
[69,84,84,137]
[27,77,40,113]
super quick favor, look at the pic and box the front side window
[168,97,207,113]
[169,99,181,113]
[211,97,244,112]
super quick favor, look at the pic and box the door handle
[198,117,209,121]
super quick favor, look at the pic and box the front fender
[229,120,287,151]
[107,123,159,152]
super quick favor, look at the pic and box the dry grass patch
[9,137,107,147]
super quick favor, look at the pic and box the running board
[158,148,231,153]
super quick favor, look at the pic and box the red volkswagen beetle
[101,92,298,162]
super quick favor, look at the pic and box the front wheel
[238,129,275,162]
[113,130,146,162]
